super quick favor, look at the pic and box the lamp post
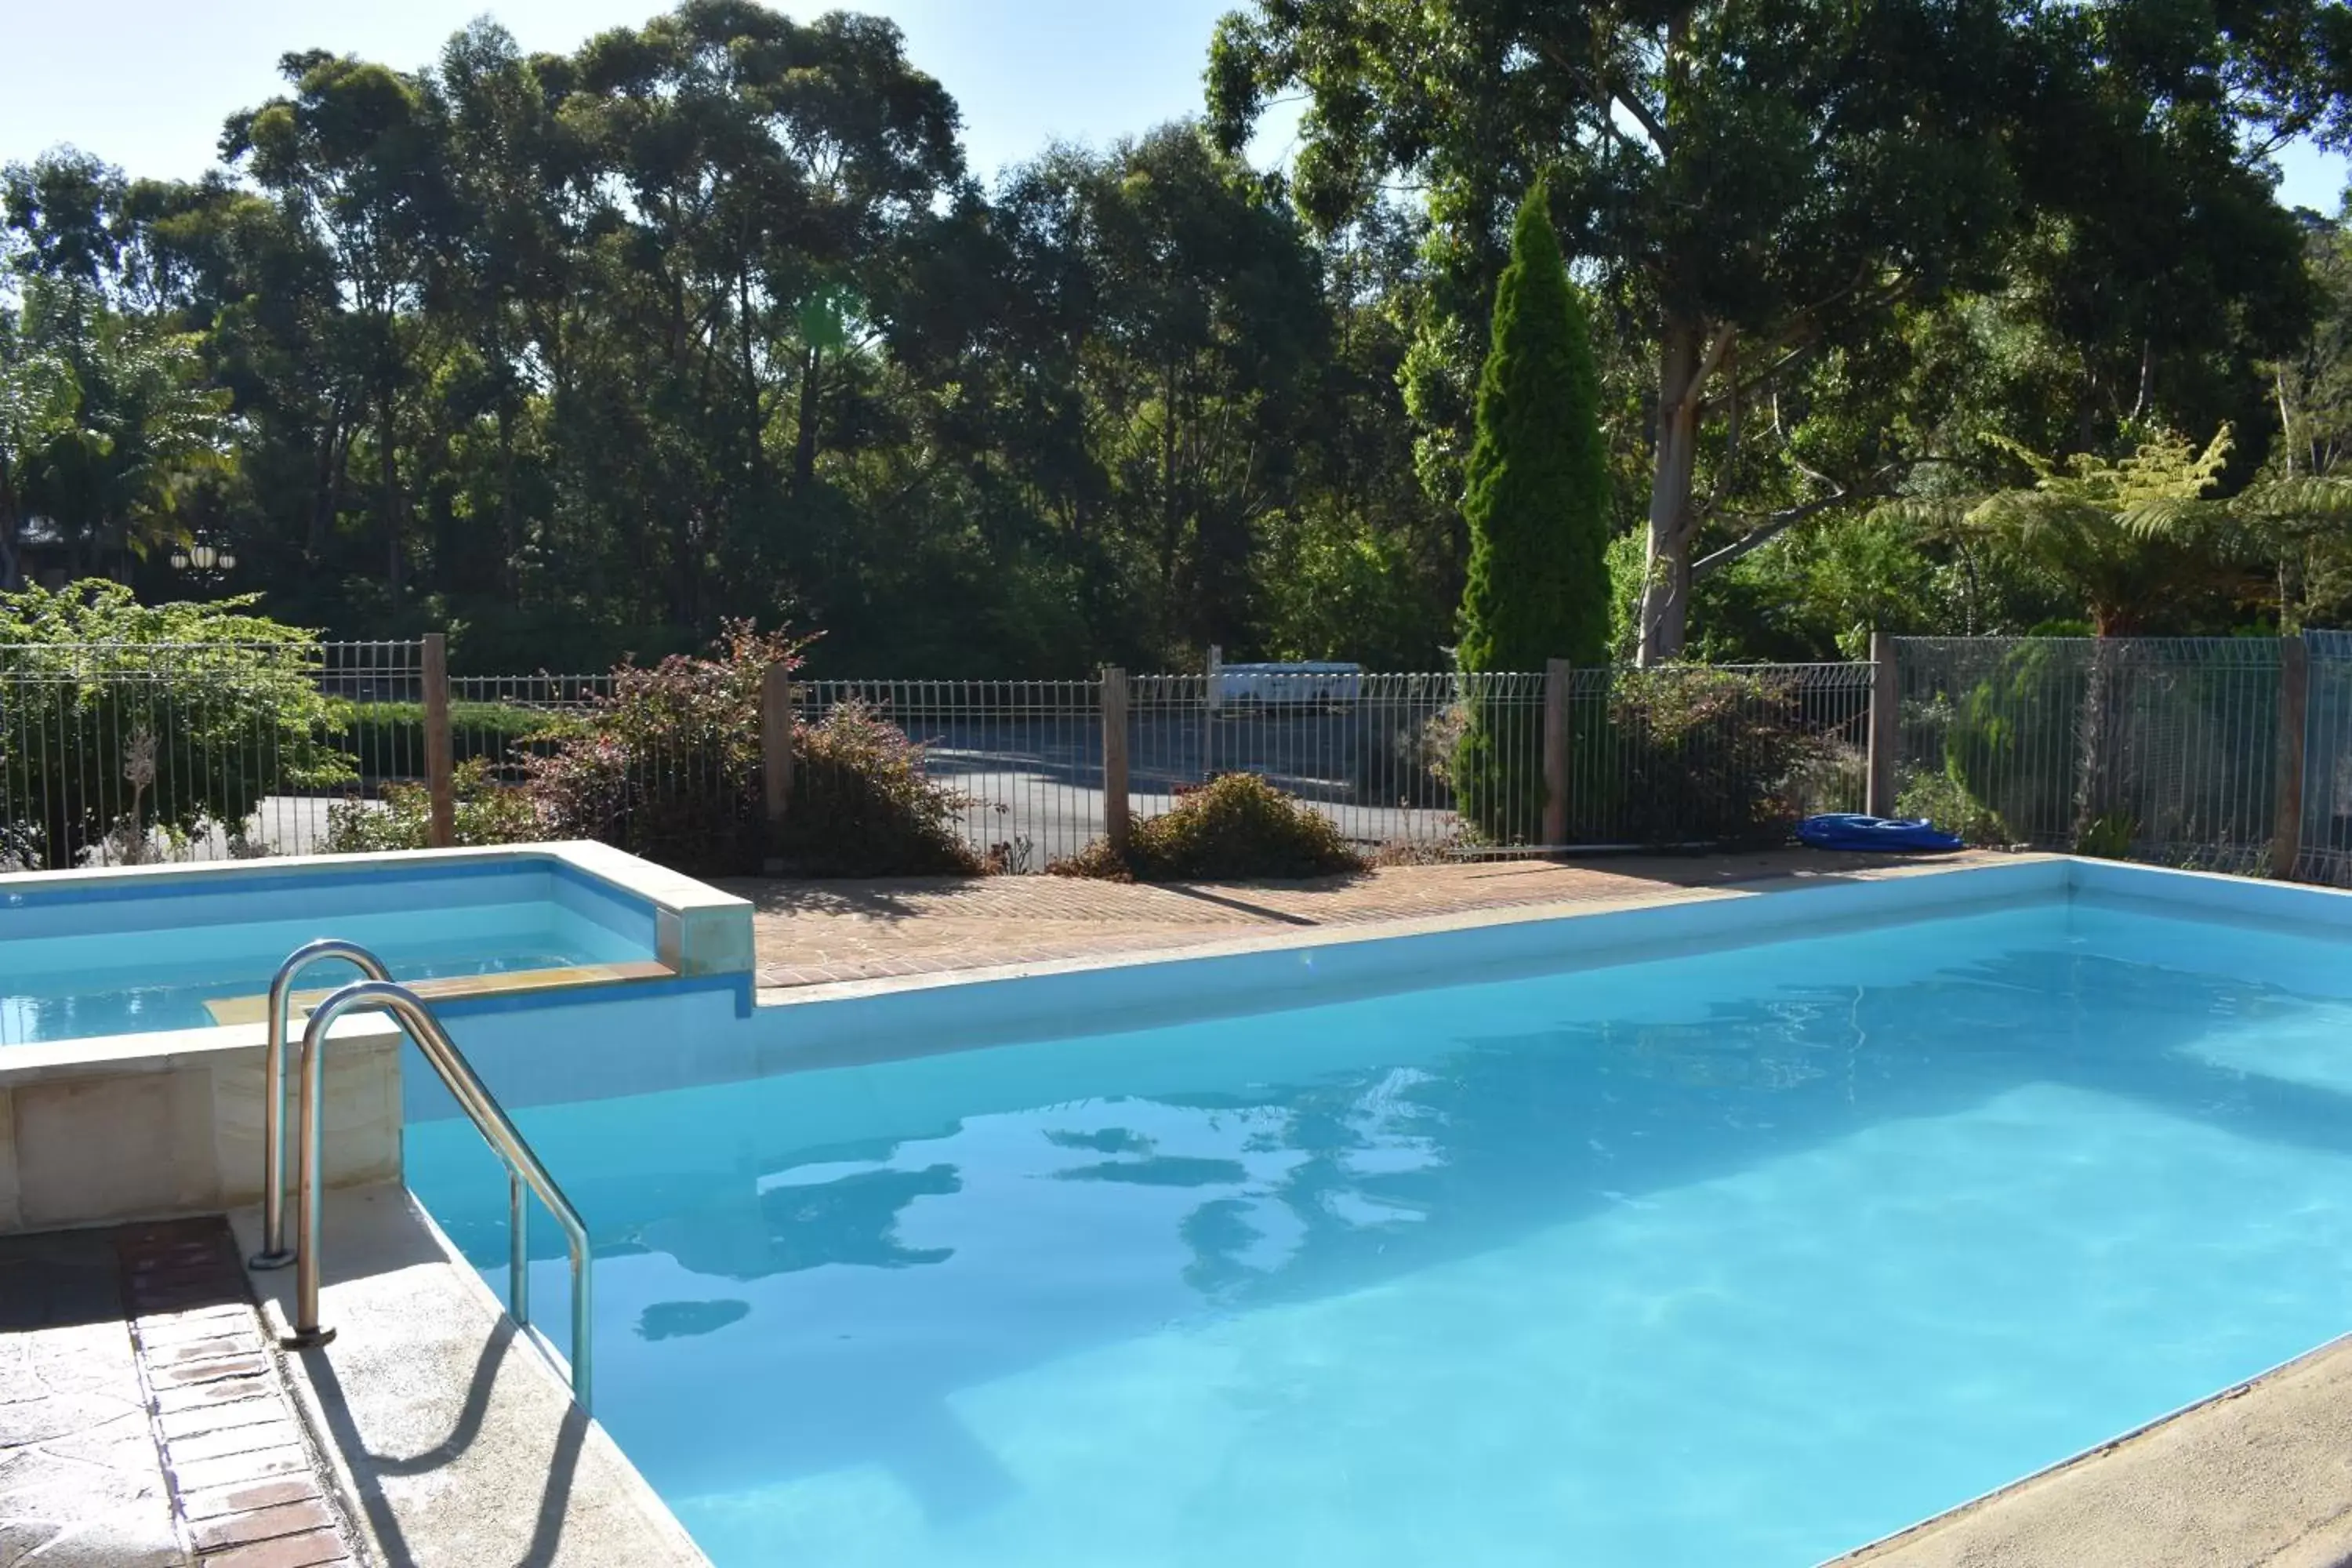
[170,535,238,583]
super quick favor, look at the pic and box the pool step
[205,960,675,1027]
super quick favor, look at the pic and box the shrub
[1895,767,2006,845]
[1595,668,1828,847]
[0,582,354,869]
[324,757,548,853]
[1941,642,2077,840]
[776,700,982,877]
[337,700,583,781]
[1054,772,1364,881]
[521,622,980,877]
[522,622,797,876]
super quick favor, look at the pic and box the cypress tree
[1454,177,1611,840]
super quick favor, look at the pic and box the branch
[1610,89,1672,155]
[1692,496,1845,578]
[1673,321,1737,410]
[1530,31,1672,158]
[1701,271,1917,415]
[1690,463,1903,579]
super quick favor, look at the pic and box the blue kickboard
[1795,813,1965,853]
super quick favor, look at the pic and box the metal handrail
[288,979,594,1412]
[252,940,392,1270]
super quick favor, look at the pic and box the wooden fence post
[1867,630,1898,818]
[422,632,456,849]
[760,663,795,852]
[2274,633,2310,880]
[1102,666,1131,855]
[1542,659,1570,848]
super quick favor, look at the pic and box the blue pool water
[0,860,655,1044]
[409,887,2352,1566]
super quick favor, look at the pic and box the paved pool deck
[728,848,2006,988]
[0,1219,361,1568]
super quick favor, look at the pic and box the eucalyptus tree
[1209,0,2352,662]
[224,50,453,607]
[560,2,964,628]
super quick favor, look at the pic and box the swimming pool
[0,848,662,1044]
[405,861,2352,1566]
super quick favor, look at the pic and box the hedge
[335,701,585,779]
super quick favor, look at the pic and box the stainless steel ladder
[255,944,595,1410]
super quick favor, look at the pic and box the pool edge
[233,1184,710,1568]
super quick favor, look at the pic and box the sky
[0,0,2343,208]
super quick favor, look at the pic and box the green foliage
[1457,182,1612,674]
[1940,646,2076,840]
[1594,670,1831,848]
[1212,0,2329,659]
[1893,768,2008,847]
[4,3,2348,666]
[323,757,544,853]
[336,700,580,779]
[1454,182,1609,840]
[0,581,352,867]
[2076,811,2139,860]
[1054,772,1363,881]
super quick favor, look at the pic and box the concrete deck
[1842,1334,2352,1567]
[230,1185,705,1568]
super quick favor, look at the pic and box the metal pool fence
[0,639,423,869]
[5,631,2350,880]
[1889,636,2316,877]
[2299,632,2352,886]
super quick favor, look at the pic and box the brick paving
[728,848,1998,989]
[0,1220,357,1568]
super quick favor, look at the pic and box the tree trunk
[496,397,520,601]
[379,390,403,612]
[0,464,21,590]
[309,406,348,564]
[792,343,822,493]
[2071,636,2123,850]
[1637,318,1704,666]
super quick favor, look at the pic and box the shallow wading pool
[0,848,681,1045]
[405,860,2352,1566]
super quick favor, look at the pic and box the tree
[1209,0,2347,662]
[0,319,77,589]
[226,50,452,610]
[1452,180,1609,841]
[1,157,232,583]
[1457,180,1610,673]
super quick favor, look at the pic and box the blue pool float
[1796,813,1965,853]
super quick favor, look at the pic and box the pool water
[409,891,2352,1566]
[0,862,655,1043]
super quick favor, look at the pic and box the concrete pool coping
[0,839,754,980]
[1835,1328,2352,1567]
[231,1184,708,1567]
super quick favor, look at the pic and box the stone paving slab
[728,848,2003,989]
[0,1221,358,1568]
